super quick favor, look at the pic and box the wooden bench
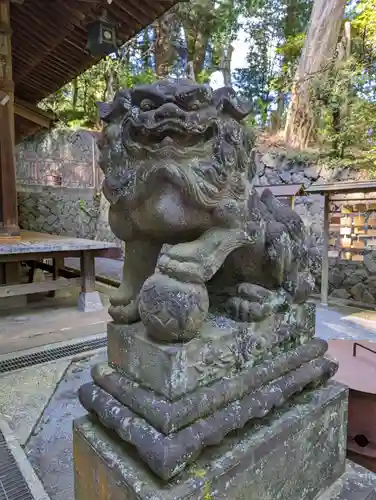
[0,231,117,312]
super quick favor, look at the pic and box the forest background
[39,0,376,169]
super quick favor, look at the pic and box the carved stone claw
[157,254,205,284]
[109,283,133,307]
[226,284,291,322]
[109,301,140,324]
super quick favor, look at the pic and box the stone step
[316,462,376,500]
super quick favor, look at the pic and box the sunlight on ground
[342,310,376,332]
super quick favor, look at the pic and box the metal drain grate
[0,337,107,374]
[0,430,33,500]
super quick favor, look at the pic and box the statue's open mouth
[124,116,216,150]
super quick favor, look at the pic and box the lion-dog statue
[97,80,314,342]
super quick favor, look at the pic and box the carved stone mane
[97,80,256,209]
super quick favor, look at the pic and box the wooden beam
[0,0,19,240]
[321,194,330,307]
[0,277,80,298]
[14,99,53,128]
[0,89,9,106]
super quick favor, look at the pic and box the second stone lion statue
[97,79,314,342]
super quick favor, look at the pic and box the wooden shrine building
[0,0,179,240]
[0,0,179,304]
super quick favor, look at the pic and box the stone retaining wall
[253,151,376,303]
[17,184,123,256]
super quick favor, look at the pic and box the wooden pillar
[321,194,330,306]
[78,251,103,312]
[0,0,20,239]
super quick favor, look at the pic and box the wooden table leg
[28,261,36,284]
[78,252,103,312]
[0,261,26,309]
[48,257,64,298]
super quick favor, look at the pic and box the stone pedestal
[73,302,376,498]
[74,383,349,500]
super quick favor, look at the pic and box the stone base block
[316,462,376,499]
[74,382,348,500]
[107,303,315,400]
[77,291,103,312]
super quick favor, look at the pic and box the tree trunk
[275,0,297,129]
[72,78,78,112]
[184,28,209,80]
[284,0,347,149]
[219,44,234,87]
[152,12,176,78]
[142,29,150,71]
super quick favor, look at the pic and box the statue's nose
[154,103,185,121]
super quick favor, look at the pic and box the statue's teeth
[161,136,174,145]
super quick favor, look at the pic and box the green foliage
[40,57,157,129]
[352,0,376,46]
[234,0,312,125]
[37,0,376,171]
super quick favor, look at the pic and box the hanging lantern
[87,18,117,57]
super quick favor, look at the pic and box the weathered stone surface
[279,171,292,183]
[107,303,315,400]
[364,253,376,274]
[74,382,348,499]
[261,152,280,168]
[350,283,375,304]
[329,268,345,288]
[79,360,339,481]
[17,185,123,255]
[77,291,103,313]
[330,289,351,300]
[75,80,343,494]
[91,338,328,434]
[342,269,368,289]
[317,462,376,499]
[96,81,314,335]
[305,165,321,181]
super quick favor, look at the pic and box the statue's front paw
[110,284,133,307]
[226,297,272,322]
[225,284,291,322]
[157,253,205,284]
[139,273,209,342]
[109,301,140,324]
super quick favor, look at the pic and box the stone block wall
[16,129,102,188]
[17,184,123,255]
[253,151,376,304]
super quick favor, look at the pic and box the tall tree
[273,0,312,128]
[284,0,347,149]
[152,11,178,78]
[234,0,283,125]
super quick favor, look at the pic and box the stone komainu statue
[97,79,314,342]
[76,81,337,487]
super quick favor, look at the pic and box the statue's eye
[140,99,156,111]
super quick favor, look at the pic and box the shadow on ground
[24,352,106,500]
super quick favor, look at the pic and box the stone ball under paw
[138,273,209,342]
